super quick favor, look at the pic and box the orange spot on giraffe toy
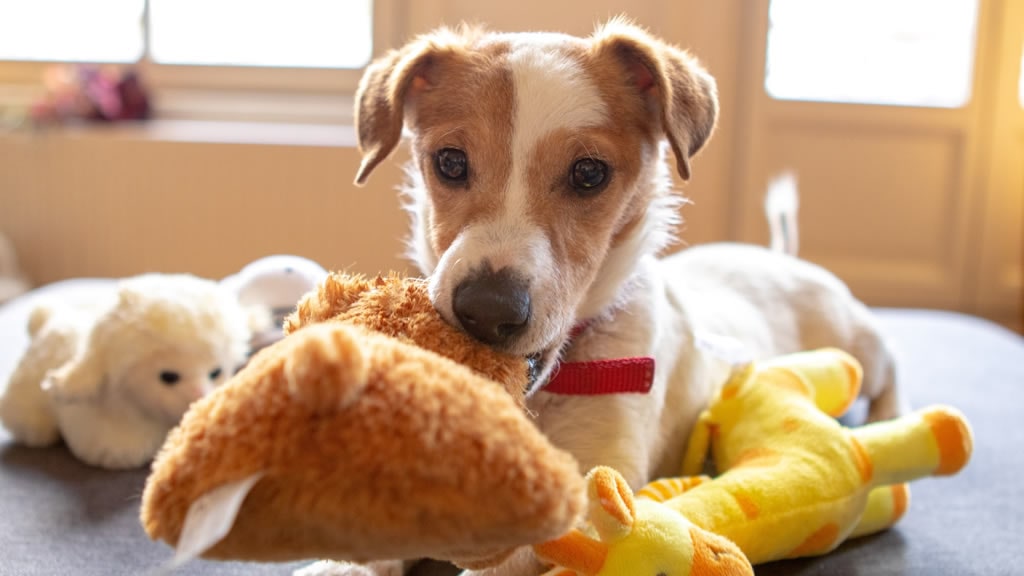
[536,348,974,574]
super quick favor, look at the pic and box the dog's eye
[435,148,468,183]
[209,367,223,380]
[159,371,181,385]
[570,158,608,194]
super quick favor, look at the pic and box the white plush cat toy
[0,274,251,469]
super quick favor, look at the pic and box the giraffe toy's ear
[586,466,637,544]
[534,529,608,576]
[533,466,633,576]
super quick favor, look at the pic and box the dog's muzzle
[453,267,531,349]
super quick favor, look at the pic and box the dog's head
[354,18,717,385]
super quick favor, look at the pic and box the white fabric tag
[148,472,264,575]
[694,331,754,368]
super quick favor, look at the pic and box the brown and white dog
[308,18,905,576]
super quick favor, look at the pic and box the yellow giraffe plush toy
[536,348,974,574]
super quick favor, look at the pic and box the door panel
[972,0,1023,329]
[735,0,1021,326]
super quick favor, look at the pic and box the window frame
[0,0,401,124]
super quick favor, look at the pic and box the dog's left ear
[592,20,719,180]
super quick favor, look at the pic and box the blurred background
[0,0,1020,332]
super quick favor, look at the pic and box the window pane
[1019,42,1024,109]
[765,0,978,108]
[0,0,144,62]
[149,0,373,69]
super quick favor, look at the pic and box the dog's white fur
[320,19,906,576]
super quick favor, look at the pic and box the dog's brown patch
[400,38,517,257]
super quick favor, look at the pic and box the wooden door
[732,0,1022,329]
[970,0,1023,330]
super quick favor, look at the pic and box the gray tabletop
[1,308,1022,576]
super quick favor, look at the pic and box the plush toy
[535,348,974,574]
[0,274,251,469]
[140,273,585,569]
[220,254,329,354]
[535,466,753,576]
[0,231,30,304]
[30,64,151,125]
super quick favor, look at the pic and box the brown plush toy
[140,274,585,569]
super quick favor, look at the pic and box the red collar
[541,321,655,395]
[543,357,655,395]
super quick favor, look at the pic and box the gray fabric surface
[1,298,1021,575]
[756,309,1024,576]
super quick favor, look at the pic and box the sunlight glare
[149,0,373,69]
[765,0,978,108]
[0,0,144,62]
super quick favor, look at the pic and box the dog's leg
[846,301,910,422]
[458,546,548,576]
[293,560,412,576]
[865,356,909,422]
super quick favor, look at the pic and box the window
[765,0,979,108]
[0,0,373,70]
[0,0,382,122]
[149,0,372,69]
[0,1,145,63]
[1019,42,1024,108]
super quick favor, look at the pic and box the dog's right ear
[354,43,431,185]
[355,25,485,185]
[355,27,475,186]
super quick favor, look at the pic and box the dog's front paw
[294,560,405,576]
[457,547,547,576]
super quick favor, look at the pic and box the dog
[310,17,905,576]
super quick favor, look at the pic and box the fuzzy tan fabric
[140,274,584,565]
[284,274,528,407]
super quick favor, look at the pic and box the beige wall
[0,128,415,283]
[0,1,742,284]
[0,0,1020,330]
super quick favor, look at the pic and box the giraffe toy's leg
[760,348,863,417]
[852,406,973,487]
[636,476,712,503]
[848,483,911,539]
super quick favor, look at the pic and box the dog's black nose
[453,268,531,347]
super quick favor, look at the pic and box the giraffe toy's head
[534,466,753,576]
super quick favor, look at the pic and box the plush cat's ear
[44,351,106,402]
[533,529,608,576]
